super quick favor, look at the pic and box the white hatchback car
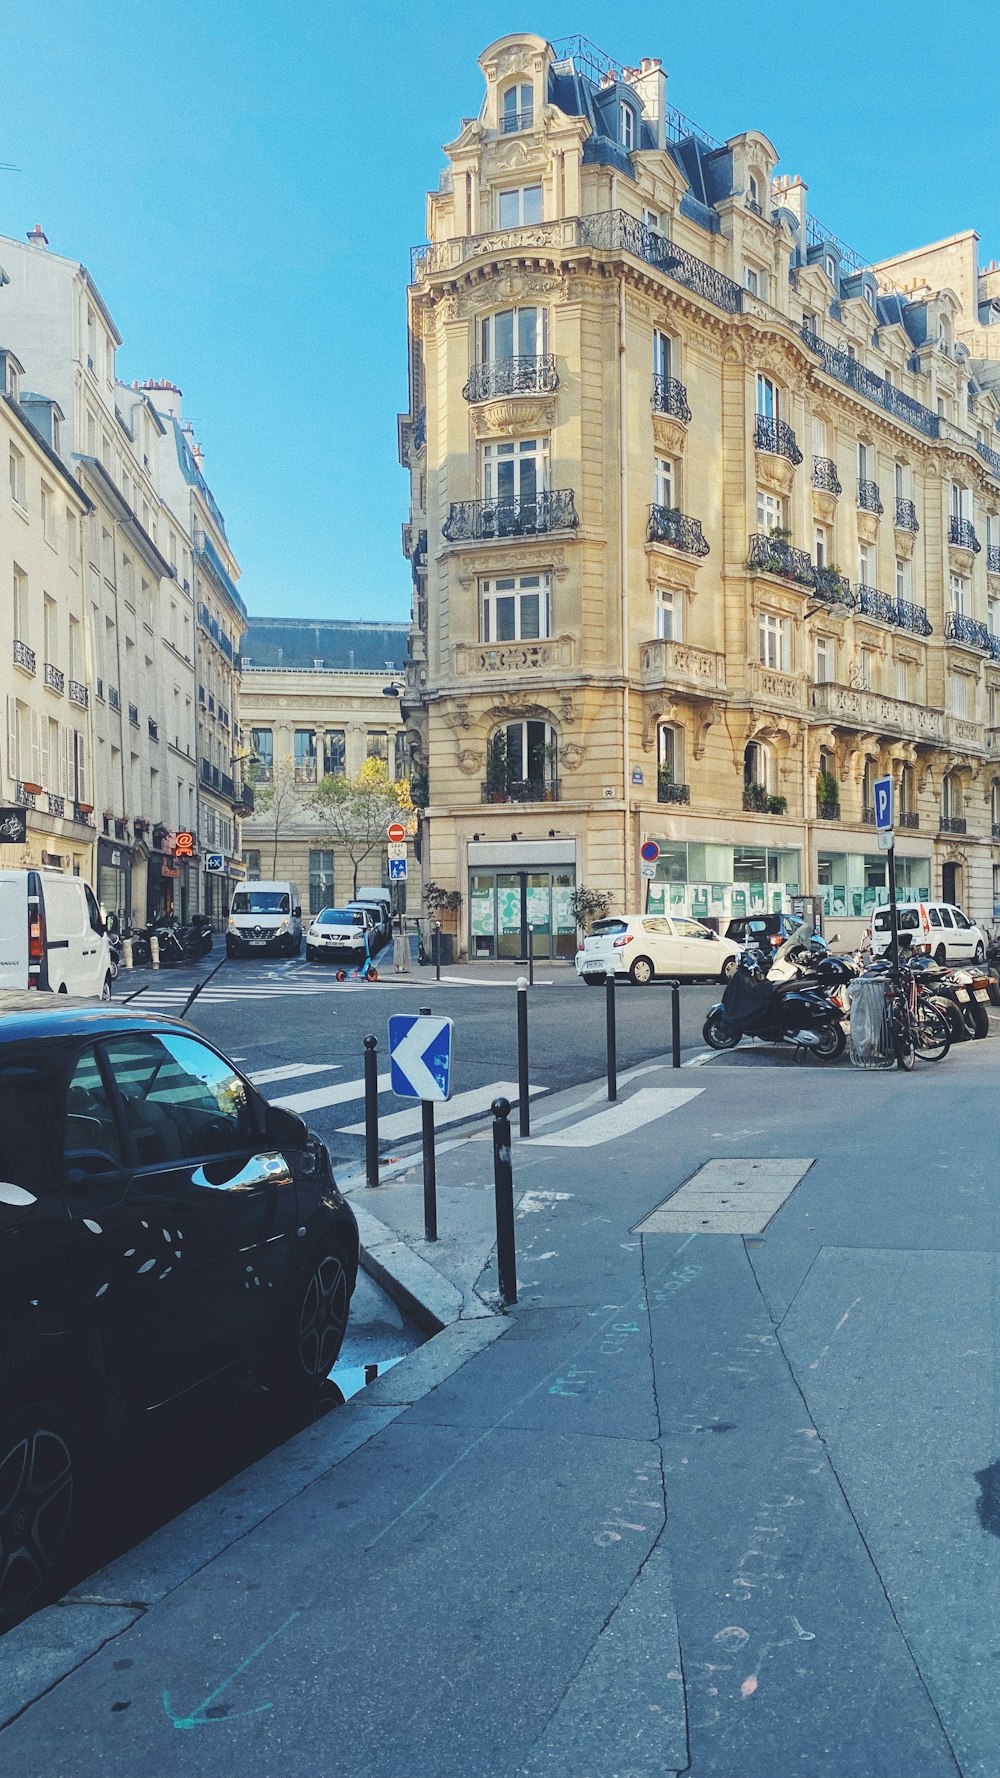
[868,901,986,965]
[576,914,742,986]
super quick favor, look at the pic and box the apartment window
[250,728,273,779]
[308,850,334,915]
[862,758,876,811]
[826,256,838,282]
[814,525,829,569]
[655,587,682,642]
[744,740,771,793]
[747,172,760,209]
[858,647,876,692]
[43,597,57,665]
[293,729,316,782]
[758,611,790,672]
[366,730,389,764]
[896,658,910,702]
[245,849,262,881]
[653,329,672,382]
[482,437,547,503]
[480,307,545,363]
[858,544,871,587]
[66,507,78,567]
[501,82,532,132]
[949,574,968,615]
[9,444,25,507]
[481,573,551,643]
[814,634,834,683]
[497,184,542,227]
[942,773,962,820]
[756,375,779,420]
[803,311,820,336]
[858,441,872,481]
[657,723,683,781]
[619,103,635,150]
[950,674,969,718]
[322,729,346,776]
[394,732,409,781]
[895,557,910,600]
[744,266,761,297]
[894,462,908,500]
[654,456,674,510]
[756,489,785,533]
[812,417,828,457]
[642,207,662,238]
[988,595,1000,639]
[40,483,54,542]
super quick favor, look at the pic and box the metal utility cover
[634,1158,814,1235]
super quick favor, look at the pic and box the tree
[249,756,300,877]
[309,756,412,898]
[570,886,611,933]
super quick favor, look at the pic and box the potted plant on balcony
[657,764,674,801]
[816,770,840,820]
[133,817,151,838]
[21,782,43,797]
[767,793,788,814]
[742,782,770,813]
[152,822,169,850]
[485,731,509,802]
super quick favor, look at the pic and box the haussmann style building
[398,31,1000,961]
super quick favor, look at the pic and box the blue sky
[4,1,997,623]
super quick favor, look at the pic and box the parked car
[0,869,113,1000]
[725,913,804,954]
[0,1004,358,1627]
[346,896,391,951]
[306,906,376,964]
[576,914,742,985]
[226,881,303,958]
[867,901,986,965]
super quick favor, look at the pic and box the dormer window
[825,256,837,283]
[501,83,533,134]
[747,173,762,214]
[619,103,634,151]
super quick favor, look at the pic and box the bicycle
[884,963,951,1066]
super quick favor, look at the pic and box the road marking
[524,1063,665,1132]
[522,1087,703,1148]
[249,1063,342,1086]
[339,1080,545,1139]
[273,1073,392,1113]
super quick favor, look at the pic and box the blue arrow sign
[873,776,893,830]
[388,1014,454,1101]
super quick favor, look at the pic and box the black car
[0,1005,358,1626]
[725,913,804,954]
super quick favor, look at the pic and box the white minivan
[0,869,112,998]
[226,881,303,957]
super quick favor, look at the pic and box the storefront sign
[0,808,28,844]
[205,853,224,873]
[174,831,196,858]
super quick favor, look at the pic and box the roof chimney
[630,58,667,150]
[26,224,49,249]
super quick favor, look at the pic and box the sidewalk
[2,1041,997,1776]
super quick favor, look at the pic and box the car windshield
[317,908,363,926]
[231,891,290,915]
[872,908,919,931]
[590,919,628,937]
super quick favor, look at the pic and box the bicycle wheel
[891,998,916,1071]
[912,1000,951,1062]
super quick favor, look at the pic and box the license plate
[975,989,990,1002]
[955,988,969,1000]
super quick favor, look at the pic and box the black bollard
[670,980,682,1069]
[363,1033,379,1188]
[492,1096,517,1305]
[527,924,534,987]
[516,974,530,1137]
[605,970,617,1101]
[422,1099,438,1242]
[434,921,441,982]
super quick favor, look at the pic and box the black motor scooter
[702,947,849,1059]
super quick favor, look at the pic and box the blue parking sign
[873,777,892,830]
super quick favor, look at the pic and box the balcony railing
[812,681,944,740]
[47,793,65,817]
[894,498,919,532]
[443,489,578,542]
[814,567,856,609]
[988,545,1000,574]
[43,663,64,694]
[899,811,920,829]
[481,778,559,804]
[220,771,235,799]
[16,784,36,807]
[940,815,967,833]
[977,438,1000,478]
[747,533,815,587]
[646,505,710,556]
[234,782,254,814]
[293,763,318,784]
[945,610,992,652]
[413,408,426,451]
[500,108,533,133]
[896,597,933,636]
[108,686,120,712]
[800,327,940,440]
[657,780,691,804]
[463,355,559,402]
[13,639,36,674]
[857,585,933,635]
[862,808,877,825]
[74,804,94,826]
[754,414,803,465]
[817,800,841,820]
[949,516,981,553]
[857,479,884,515]
[68,679,88,708]
[812,456,841,494]
[651,374,691,423]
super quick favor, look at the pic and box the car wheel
[934,944,947,965]
[0,1399,87,1630]
[720,957,739,982]
[973,941,985,963]
[629,955,654,986]
[268,1243,351,1403]
[582,975,604,988]
[101,975,112,1001]
[702,1012,740,1050]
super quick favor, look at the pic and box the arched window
[501,83,533,133]
[991,781,1000,829]
[941,771,963,821]
[898,763,915,820]
[485,719,557,801]
[744,740,770,793]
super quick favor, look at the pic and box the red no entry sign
[387,822,406,843]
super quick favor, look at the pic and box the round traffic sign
[640,840,660,863]
[387,822,406,843]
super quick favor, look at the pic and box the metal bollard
[433,921,441,982]
[150,935,160,970]
[421,1099,437,1242]
[527,924,534,988]
[669,979,682,1069]
[605,970,617,1101]
[122,938,133,970]
[516,974,530,1138]
[491,1096,517,1305]
[363,1034,379,1188]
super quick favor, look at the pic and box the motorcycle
[702,943,850,1059]
[902,953,991,1041]
[175,912,213,959]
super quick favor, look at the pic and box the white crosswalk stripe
[338,1081,545,1140]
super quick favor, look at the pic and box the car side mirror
[65,1149,124,1190]
[263,1100,308,1150]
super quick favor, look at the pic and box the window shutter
[75,732,87,804]
[62,727,74,799]
[6,698,17,780]
[34,711,48,788]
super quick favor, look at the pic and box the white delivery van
[0,869,112,998]
[226,881,303,957]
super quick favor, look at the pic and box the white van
[0,869,112,998]
[226,881,303,957]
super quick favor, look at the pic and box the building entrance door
[942,861,960,904]
[469,867,576,959]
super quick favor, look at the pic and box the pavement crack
[640,1234,664,1444]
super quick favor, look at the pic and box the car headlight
[227,917,237,932]
[277,918,289,931]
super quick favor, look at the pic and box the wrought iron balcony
[47,793,65,817]
[443,489,578,542]
[234,782,254,815]
[220,771,235,799]
[481,778,559,803]
[857,479,884,515]
[74,803,94,826]
[13,639,35,674]
[747,533,815,587]
[800,326,940,440]
[988,545,1000,575]
[898,811,920,829]
[646,505,710,556]
[949,516,981,553]
[856,585,932,635]
[977,438,1000,478]
[500,107,533,133]
[413,408,426,451]
[814,568,856,609]
[16,783,36,807]
[463,356,559,402]
[68,679,88,708]
[657,780,691,804]
[945,610,992,651]
[940,815,967,833]
[651,374,691,423]
[812,456,841,495]
[817,800,841,820]
[754,414,803,465]
[896,597,933,636]
[862,807,877,825]
[43,663,64,694]
[894,498,919,532]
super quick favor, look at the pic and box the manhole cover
[633,1158,814,1235]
